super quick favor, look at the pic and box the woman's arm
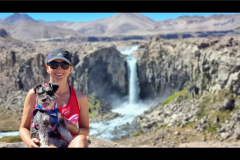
[19,88,39,148]
[76,92,90,136]
[65,90,90,136]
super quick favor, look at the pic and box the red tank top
[44,83,80,138]
[58,86,80,137]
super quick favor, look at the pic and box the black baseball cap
[47,48,72,65]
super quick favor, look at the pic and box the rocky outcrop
[133,97,199,131]
[0,28,16,41]
[0,29,9,38]
[217,110,240,140]
[68,45,128,101]
[0,42,127,110]
[134,36,240,100]
[0,135,120,148]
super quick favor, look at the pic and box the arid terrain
[1,13,240,41]
[2,13,240,147]
[1,35,240,147]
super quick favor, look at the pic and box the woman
[19,48,90,148]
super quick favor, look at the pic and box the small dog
[30,83,73,148]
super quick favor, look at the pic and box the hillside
[0,28,18,41]
[3,13,36,24]
[1,21,84,40]
[2,13,240,40]
[36,13,240,37]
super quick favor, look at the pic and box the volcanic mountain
[3,13,36,24]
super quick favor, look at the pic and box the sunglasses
[47,61,71,70]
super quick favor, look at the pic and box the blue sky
[0,13,239,22]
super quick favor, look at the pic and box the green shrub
[202,83,207,90]
[161,86,189,106]
[203,72,210,79]
[205,107,237,134]
[88,95,101,118]
[194,74,201,82]
[131,130,143,137]
[197,94,212,119]
[157,124,168,130]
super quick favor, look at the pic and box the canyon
[1,34,240,147]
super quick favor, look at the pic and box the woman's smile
[55,73,64,77]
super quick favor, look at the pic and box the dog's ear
[49,83,59,93]
[33,84,42,94]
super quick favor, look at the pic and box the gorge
[1,35,240,147]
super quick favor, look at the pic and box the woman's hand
[28,138,40,148]
[63,117,79,135]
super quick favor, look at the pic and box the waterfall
[126,55,139,104]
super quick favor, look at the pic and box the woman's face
[46,59,73,83]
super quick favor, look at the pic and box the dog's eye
[38,92,44,94]
[47,91,54,95]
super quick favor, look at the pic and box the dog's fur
[30,83,73,148]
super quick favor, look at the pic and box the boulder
[0,135,121,148]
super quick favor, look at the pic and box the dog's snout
[42,98,47,102]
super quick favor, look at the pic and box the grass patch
[131,129,143,137]
[194,89,237,134]
[0,108,22,132]
[203,72,210,80]
[157,124,168,130]
[88,95,101,118]
[0,136,22,143]
[194,73,201,82]
[186,121,197,128]
[202,83,207,90]
[161,86,189,106]
[197,94,213,119]
[205,107,238,134]
[88,94,111,118]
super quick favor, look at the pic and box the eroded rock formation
[134,36,240,100]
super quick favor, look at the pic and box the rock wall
[134,36,240,100]
[0,41,128,111]
[68,45,128,100]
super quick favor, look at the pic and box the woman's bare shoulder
[73,89,87,101]
[73,89,88,110]
[27,88,37,99]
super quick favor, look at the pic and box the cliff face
[68,45,128,100]
[134,36,240,101]
[0,42,128,111]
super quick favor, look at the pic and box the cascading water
[121,45,140,104]
[126,55,139,104]
[89,45,149,141]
